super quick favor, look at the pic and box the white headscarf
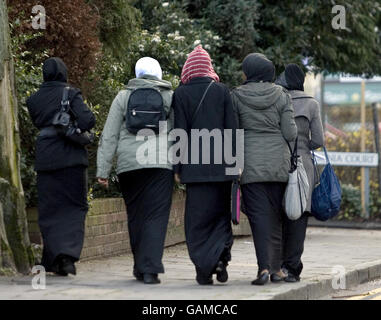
[135,57,163,80]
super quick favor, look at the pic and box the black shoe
[196,274,213,285]
[284,273,300,283]
[51,261,68,276]
[54,269,68,276]
[270,273,286,283]
[60,256,76,276]
[215,261,228,283]
[251,271,269,286]
[133,269,144,282]
[143,273,161,284]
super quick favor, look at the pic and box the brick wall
[26,190,250,261]
[81,198,128,260]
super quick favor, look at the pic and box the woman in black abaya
[172,45,237,285]
[27,57,96,276]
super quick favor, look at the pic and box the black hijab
[242,53,275,83]
[275,71,289,89]
[284,63,305,91]
[42,57,68,83]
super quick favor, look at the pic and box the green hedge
[336,184,381,221]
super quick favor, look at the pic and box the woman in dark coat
[276,64,324,282]
[172,45,237,285]
[231,53,297,285]
[27,57,96,276]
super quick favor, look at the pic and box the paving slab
[1,227,381,300]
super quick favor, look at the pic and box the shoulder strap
[286,137,298,171]
[123,89,134,121]
[191,80,214,126]
[312,146,330,163]
[61,86,81,120]
[285,137,298,155]
[292,95,314,100]
[61,87,71,112]
[323,146,330,164]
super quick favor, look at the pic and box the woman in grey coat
[231,53,297,285]
[97,57,174,285]
[276,64,324,282]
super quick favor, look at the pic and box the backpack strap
[191,80,214,126]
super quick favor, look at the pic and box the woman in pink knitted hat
[172,45,238,285]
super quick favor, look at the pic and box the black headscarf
[275,71,288,89]
[42,57,68,83]
[242,53,275,83]
[284,63,305,91]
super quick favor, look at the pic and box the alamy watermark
[31,4,346,32]
[31,5,46,30]
[135,122,244,176]
[332,5,346,30]
[331,265,346,290]
[31,265,46,290]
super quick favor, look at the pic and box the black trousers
[282,213,309,276]
[241,182,286,274]
[118,168,174,275]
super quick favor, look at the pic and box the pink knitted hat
[181,45,220,84]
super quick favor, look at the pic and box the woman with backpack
[231,53,297,285]
[172,45,237,285]
[276,64,324,282]
[27,57,96,276]
[97,57,174,285]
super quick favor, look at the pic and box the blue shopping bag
[311,147,342,221]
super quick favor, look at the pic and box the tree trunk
[0,0,33,275]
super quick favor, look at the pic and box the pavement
[1,227,381,300]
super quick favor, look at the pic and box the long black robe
[37,165,88,271]
[185,181,233,278]
[118,168,174,275]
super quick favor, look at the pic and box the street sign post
[360,81,367,218]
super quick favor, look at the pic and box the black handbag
[52,87,94,146]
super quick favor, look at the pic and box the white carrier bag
[284,138,310,220]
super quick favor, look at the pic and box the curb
[308,218,381,230]
[268,259,381,300]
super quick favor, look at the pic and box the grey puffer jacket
[97,75,173,179]
[231,82,297,184]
